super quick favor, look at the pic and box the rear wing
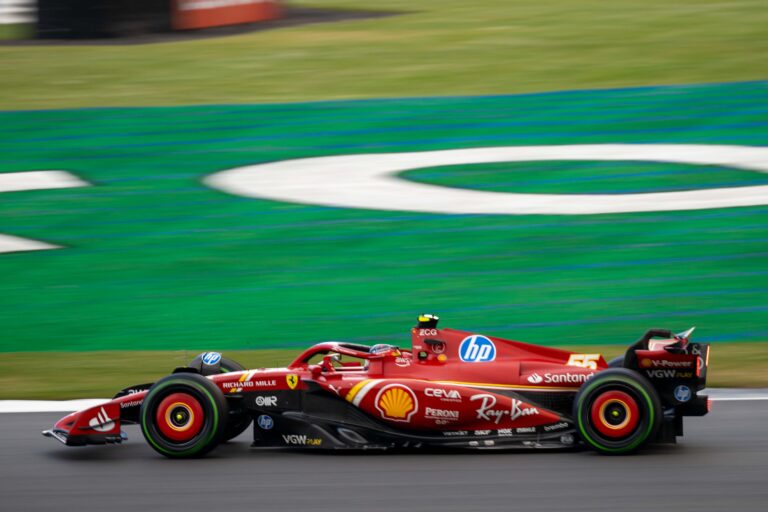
[623,328,710,415]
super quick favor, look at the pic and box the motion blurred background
[1,0,766,398]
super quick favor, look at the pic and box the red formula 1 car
[43,315,710,457]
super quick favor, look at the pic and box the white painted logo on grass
[0,171,90,254]
[204,144,768,215]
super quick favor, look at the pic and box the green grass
[404,161,768,194]
[0,350,296,400]
[0,23,33,40]
[1,343,763,399]
[1,0,767,109]
[1,83,767,354]
[1,2,767,397]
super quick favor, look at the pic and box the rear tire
[607,355,624,368]
[574,368,661,454]
[140,373,228,458]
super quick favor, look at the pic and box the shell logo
[375,384,418,423]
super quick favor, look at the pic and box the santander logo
[527,373,543,384]
[88,407,115,432]
[527,372,594,384]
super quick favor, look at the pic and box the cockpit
[287,314,441,374]
[289,341,411,374]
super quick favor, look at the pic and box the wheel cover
[155,392,205,442]
[589,390,640,438]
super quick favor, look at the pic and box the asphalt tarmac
[1,400,766,512]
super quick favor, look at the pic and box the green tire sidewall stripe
[140,378,220,457]
[576,375,656,453]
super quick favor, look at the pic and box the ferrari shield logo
[286,374,299,390]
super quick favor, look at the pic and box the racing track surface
[1,400,766,511]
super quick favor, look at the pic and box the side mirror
[320,353,342,372]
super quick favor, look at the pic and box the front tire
[216,358,252,441]
[574,368,661,454]
[187,354,252,441]
[140,373,228,458]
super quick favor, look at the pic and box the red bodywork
[47,326,614,445]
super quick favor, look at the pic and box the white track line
[706,388,768,401]
[0,399,109,413]
[1,389,766,413]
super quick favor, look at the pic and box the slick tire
[607,355,624,368]
[217,358,253,442]
[140,373,228,458]
[187,355,252,442]
[574,368,661,455]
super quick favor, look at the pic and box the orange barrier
[171,0,282,30]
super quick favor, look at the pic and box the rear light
[707,397,712,412]
[696,356,702,377]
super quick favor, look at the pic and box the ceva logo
[459,335,496,363]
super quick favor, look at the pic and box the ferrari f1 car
[43,315,710,457]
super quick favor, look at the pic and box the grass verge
[0,23,32,40]
[1,0,767,109]
[1,343,765,399]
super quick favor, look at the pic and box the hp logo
[202,352,222,365]
[257,415,274,430]
[459,335,496,363]
[674,385,691,403]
